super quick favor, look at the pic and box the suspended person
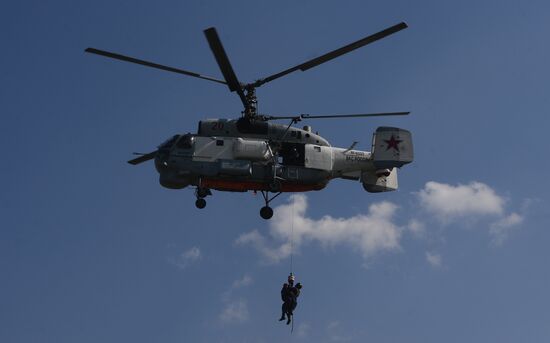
[279,274,294,323]
[279,273,303,325]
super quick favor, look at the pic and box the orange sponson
[201,179,326,192]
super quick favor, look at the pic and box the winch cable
[290,199,295,334]
[290,198,295,275]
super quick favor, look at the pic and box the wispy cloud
[232,274,253,289]
[490,212,523,245]
[219,274,253,324]
[326,320,352,342]
[407,219,426,237]
[296,322,311,338]
[236,194,402,263]
[425,251,442,268]
[170,246,201,269]
[219,298,249,323]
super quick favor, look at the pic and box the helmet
[288,273,295,282]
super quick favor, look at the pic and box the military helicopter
[85,22,413,219]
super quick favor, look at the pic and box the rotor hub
[243,86,258,119]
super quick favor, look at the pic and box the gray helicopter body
[154,118,413,195]
[86,21,413,218]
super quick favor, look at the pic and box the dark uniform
[279,279,302,325]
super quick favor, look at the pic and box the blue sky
[2,0,550,342]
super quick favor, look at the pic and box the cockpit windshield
[176,134,194,149]
[158,135,180,150]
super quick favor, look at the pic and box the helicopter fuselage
[153,119,412,194]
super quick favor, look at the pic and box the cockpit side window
[176,134,194,149]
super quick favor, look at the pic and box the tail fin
[361,168,398,193]
[371,127,413,169]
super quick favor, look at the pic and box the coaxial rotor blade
[203,28,248,108]
[301,111,410,119]
[251,22,408,88]
[263,111,409,121]
[261,115,302,121]
[127,151,157,165]
[85,48,227,85]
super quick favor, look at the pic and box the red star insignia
[384,135,402,151]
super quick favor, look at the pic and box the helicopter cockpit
[175,134,195,149]
[158,135,180,151]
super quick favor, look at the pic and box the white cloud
[183,246,201,260]
[171,246,201,269]
[407,219,426,237]
[235,230,291,263]
[418,181,505,221]
[236,194,402,263]
[223,274,253,300]
[232,274,253,289]
[490,212,524,245]
[219,298,249,323]
[425,251,442,268]
[219,275,254,324]
[417,181,524,244]
[236,182,526,264]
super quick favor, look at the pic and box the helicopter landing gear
[195,198,206,209]
[259,190,282,220]
[268,179,282,193]
[196,187,211,198]
[260,206,273,219]
[194,187,211,209]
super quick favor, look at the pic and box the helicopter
[85,22,413,219]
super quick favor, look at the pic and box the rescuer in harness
[279,273,302,325]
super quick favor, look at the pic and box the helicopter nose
[154,150,170,172]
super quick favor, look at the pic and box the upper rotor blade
[85,48,227,85]
[262,111,409,121]
[301,111,410,119]
[203,28,248,108]
[252,22,408,87]
[127,151,157,165]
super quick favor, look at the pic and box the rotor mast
[244,85,258,119]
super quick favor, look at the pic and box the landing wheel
[195,198,206,209]
[260,206,273,220]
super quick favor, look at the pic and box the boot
[286,315,292,325]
